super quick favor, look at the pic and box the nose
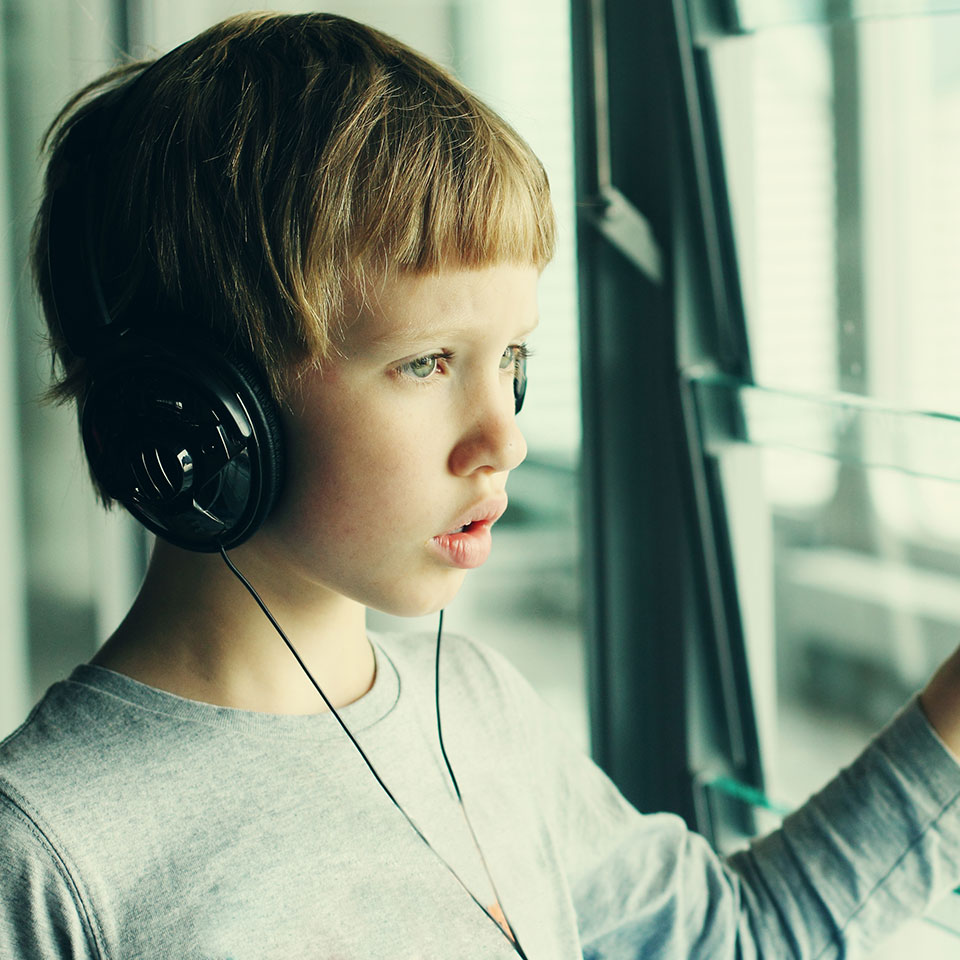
[448,382,528,477]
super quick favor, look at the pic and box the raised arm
[507,645,960,958]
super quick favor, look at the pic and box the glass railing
[686,368,960,483]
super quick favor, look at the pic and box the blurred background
[4,1,960,955]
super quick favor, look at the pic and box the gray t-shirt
[2,631,960,958]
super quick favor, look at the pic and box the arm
[516,677,960,957]
[464,636,960,958]
[726,696,960,958]
[0,792,99,960]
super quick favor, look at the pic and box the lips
[429,495,508,569]
[439,496,509,537]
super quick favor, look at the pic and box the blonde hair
[32,11,556,410]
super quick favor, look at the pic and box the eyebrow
[367,317,540,352]
[367,323,469,350]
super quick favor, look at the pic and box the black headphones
[76,334,285,553]
[46,119,527,554]
[45,145,286,553]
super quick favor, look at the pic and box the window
[575,0,960,953]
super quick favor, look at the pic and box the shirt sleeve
[519,676,960,957]
[728,698,960,957]
[0,790,99,960]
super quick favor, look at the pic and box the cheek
[275,396,442,540]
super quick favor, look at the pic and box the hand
[919,645,960,761]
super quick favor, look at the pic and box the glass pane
[690,372,960,483]
[725,0,960,31]
[720,449,960,801]
[705,437,960,952]
[711,13,960,417]
[711,23,838,400]
[698,14,960,947]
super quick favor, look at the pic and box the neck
[92,538,375,714]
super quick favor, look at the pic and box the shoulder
[0,676,104,874]
[374,630,564,801]
[0,772,100,958]
[0,678,92,803]
[0,670,125,800]
[0,666,193,869]
[0,785,76,893]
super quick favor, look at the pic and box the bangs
[34,10,558,427]
[304,60,556,292]
[356,112,555,273]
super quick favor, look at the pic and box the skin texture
[93,263,540,715]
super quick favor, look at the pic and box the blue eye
[397,351,454,381]
[402,355,439,379]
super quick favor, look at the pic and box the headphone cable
[434,608,528,956]
[218,546,528,958]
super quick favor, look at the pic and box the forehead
[342,264,540,355]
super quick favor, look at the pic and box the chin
[370,572,468,619]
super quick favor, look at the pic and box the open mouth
[436,497,508,541]
[446,521,476,536]
[430,503,503,569]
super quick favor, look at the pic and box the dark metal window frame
[572,0,762,835]
[572,0,960,844]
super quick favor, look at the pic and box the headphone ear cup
[227,352,285,520]
[81,340,285,552]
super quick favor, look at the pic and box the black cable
[435,610,529,959]
[219,546,527,958]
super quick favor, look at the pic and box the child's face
[261,263,539,617]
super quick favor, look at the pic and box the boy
[4,10,960,958]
